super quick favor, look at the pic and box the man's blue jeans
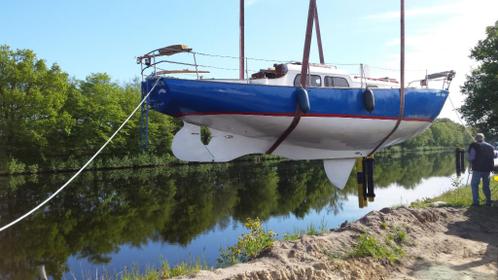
[470,171,492,206]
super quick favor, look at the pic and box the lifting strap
[368,0,405,156]
[266,0,318,154]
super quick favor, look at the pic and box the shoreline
[175,206,497,280]
[0,147,453,176]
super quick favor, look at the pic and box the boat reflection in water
[0,152,458,279]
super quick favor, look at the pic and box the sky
[1,0,497,121]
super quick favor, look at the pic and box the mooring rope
[0,78,162,232]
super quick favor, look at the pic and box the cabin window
[294,74,322,87]
[324,76,350,88]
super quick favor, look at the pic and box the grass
[282,218,329,241]
[282,231,302,241]
[411,178,498,208]
[120,259,207,280]
[388,226,408,245]
[349,232,405,263]
[346,223,408,263]
[380,221,388,230]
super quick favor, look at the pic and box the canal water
[0,151,466,279]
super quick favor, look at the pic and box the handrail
[408,70,455,89]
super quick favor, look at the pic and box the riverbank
[0,153,286,176]
[164,182,498,280]
[174,206,497,280]
[0,147,453,176]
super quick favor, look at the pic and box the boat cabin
[249,63,399,89]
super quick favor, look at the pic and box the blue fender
[294,87,311,113]
[363,88,375,113]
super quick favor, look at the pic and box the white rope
[0,78,162,232]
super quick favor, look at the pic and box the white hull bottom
[172,115,431,189]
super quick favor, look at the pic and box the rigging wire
[193,50,433,72]
[147,59,258,73]
[0,78,162,233]
[193,51,292,63]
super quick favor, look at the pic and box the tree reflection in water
[0,152,455,279]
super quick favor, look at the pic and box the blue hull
[143,78,448,122]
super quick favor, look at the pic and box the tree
[0,45,179,170]
[460,20,498,137]
[0,45,73,161]
[399,118,471,149]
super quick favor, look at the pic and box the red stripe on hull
[175,112,432,122]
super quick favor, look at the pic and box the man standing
[468,133,496,206]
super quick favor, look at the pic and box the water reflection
[0,152,456,279]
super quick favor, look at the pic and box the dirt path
[176,207,498,280]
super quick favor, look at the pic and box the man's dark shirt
[468,141,496,172]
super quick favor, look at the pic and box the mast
[239,0,245,80]
[400,0,405,101]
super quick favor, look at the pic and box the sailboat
[136,0,454,190]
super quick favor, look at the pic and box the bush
[217,218,276,267]
[133,153,150,167]
[7,158,26,174]
[27,164,39,174]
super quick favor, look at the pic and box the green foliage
[387,226,408,245]
[0,45,178,172]
[349,233,404,263]
[282,232,302,241]
[380,221,388,230]
[460,21,498,138]
[282,219,328,240]
[306,218,328,235]
[27,164,39,174]
[306,223,320,235]
[0,46,72,161]
[162,260,206,278]
[6,158,26,174]
[122,266,159,280]
[217,218,276,267]
[398,118,473,150]
[120,260,206,280]
[411,180,498,208]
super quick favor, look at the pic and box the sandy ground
[175,206,498,280]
